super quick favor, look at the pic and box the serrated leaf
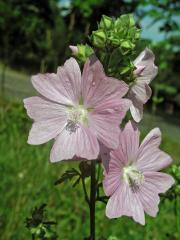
[54,168,80,185]
[72,176,81,188]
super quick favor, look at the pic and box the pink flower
[24,56,131,162]
[103,121,174,225]
[128,48,158,122]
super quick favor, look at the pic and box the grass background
[0,68,179,239]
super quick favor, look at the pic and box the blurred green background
[0,0,179,239]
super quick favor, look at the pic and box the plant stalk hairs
[24,14,175,239]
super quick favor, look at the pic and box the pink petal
[103,169,121,196]
[138,128,161,161]
[50,126,99,162]
[24,97,67,145]
[57,57,81,103]
[94,98,131,118]
[134,65,145,76]
[143,172,175,194]
[110,144,128,167]
[129,98,143,123]
[32,58,81,105]
[137,128,172,181]
[88,111,121,149]
[134,48,158,84]
[91,79,129,110]
[120,121,140,163]
[88,99,131,149]
[130,82,152,104]
[103,149,124,196]
[24,96,67,121]
[82,56,129,108]
[31,73,71,105]
[99,142,111,174]
[28,118,66,145]
[137,149,172,172]
[106,182,145,225]
[139,184,160,217]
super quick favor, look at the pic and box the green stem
[82,176,90,206]
[90,161,96,240]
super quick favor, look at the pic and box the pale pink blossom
[24,56,131,162]
[103,121,174,225]
[128,48,158,122]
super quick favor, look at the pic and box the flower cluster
[24,14,174,226]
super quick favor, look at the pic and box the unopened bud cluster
[70,14,141,83]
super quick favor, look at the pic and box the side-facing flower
[103,121,174,225]
[128,48,158,122]
[24,56,131,162]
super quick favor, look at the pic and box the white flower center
[66,105,88,133]
[123,165,144,192]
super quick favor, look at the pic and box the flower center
[66,105,88,133]
[123,165,144,192]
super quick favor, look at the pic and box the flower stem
[82,176,90,206]
[90,161,96,240]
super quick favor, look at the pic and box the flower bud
[69,45,78,55]
[70,44,94,63]
[99,15,113,30]
[133,65,145,77]
[91,30,106,48]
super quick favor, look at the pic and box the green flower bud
[121,40,135,49]
[128,14,135,27]
[99,15,113,30]
[108,36,120,46]
[91,30,106,48]
[70,44,94,63]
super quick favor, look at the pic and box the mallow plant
[24,14,175,239]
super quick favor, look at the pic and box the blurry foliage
[73,0,104,18]
[0,0,66,73]
[138,0,180,35]
[150,39,180,114]
[167,165,180,197]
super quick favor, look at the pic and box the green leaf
[54,168,80,185]
[72,176,81,188]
